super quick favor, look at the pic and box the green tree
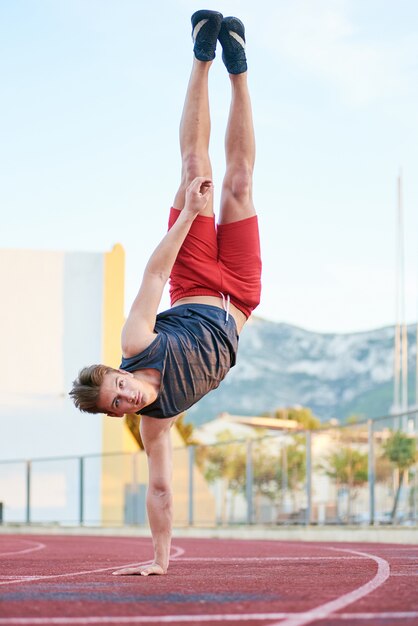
[195,430,247,523]
[286,435,307,490]
[175,413,197,445]
[322,446,368,522]
[346,414,362,425]
[125,411,196,449]
[285,435,307,518]
[252,441,281,500]
[241,435,307,522]
[273,406,321,430]
[250,439,283,521]
[382,431,417,523]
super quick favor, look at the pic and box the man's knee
[223,166,253,204]
[181,153,210,188]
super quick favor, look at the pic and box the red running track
[0,534,417,625]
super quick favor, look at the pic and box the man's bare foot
[112,563,166,576]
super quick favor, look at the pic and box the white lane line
[0,612,418,624]
[338,613,418,620]
[0,576,40,580]
[171,546,185,559]
[170,556,367,562]
[0,562,152,587]
[0,544,184,587]
[0,541,46,557]
[269,547,391,626]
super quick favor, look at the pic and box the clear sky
[1,0,417,333]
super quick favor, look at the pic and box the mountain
[186,317,418,426]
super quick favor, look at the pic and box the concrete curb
[0,524,417,544]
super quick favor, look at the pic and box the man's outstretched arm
[113,415,175,577]
[121,177,212,357]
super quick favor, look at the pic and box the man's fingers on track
[140,564,166,576]
[112,567,143,576]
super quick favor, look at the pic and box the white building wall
[0,248,108,522]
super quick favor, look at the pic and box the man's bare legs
[173,59,214,217]
[219,71,256,225]
[132,60,215,577]
[113,58,218,578]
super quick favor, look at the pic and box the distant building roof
[220,413,302,431]
[193,412,302,444]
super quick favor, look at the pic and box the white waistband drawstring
[219,292,230,323]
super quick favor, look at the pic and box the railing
[0,410,417,527]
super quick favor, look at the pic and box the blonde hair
[69,364,116,413]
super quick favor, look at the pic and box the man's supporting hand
[112,562,166,577]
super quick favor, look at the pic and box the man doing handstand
[70,9,261,576]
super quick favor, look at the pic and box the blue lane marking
[0,591,279,604]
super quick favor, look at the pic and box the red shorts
[168,207,262,318]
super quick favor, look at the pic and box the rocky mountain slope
[186,317,417,425]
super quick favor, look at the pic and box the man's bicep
[122,274,165,354]
[130,272,166,324]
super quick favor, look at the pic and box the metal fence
[0,410,417,527]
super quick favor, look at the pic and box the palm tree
[382,431,417,523]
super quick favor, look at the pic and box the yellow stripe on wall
[102,243,124,371]
[101,244,140,525]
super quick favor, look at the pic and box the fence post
[281,444,288,492]
[26,460,31,524]
[188,446,195,526]
[368,419,375,525]
[79,457,84,526]
[305,431,312,525]
[246,440,253,524]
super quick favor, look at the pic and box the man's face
[98,370,145,417]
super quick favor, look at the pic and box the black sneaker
[218,16,247,74]
[191,9,223,62]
